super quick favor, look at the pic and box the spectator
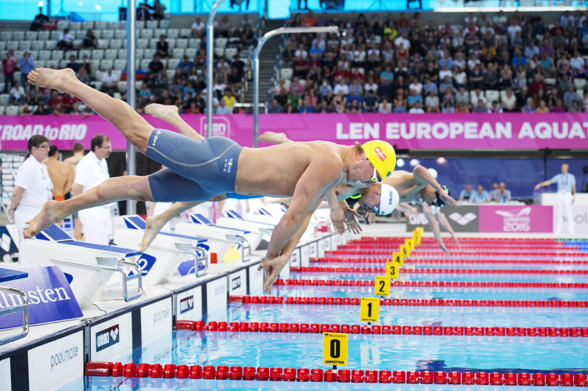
[455,100,470,113]
[470,87,486,107]
[569,100,581,112]
[66,55,80,73]
[441,101,455,113]
[493,182,511,203]
[152,0,166,20]
[9,81,25,105]
[470,185,490,203]
[563,84,580,110]
[57,28,75,51]
[379,97,392,113]
[2,51,17,93]
[521,97,535,113]
[83,29,98,49]
[502,89,517,112]
[177,55,193,75]
[137,0,152,21]
[455,87,469,107]
[363,89,378,112]
[19,103,33,116]
[192,17,205,38]
[148,54,165,77]
[100,69,119,96]
[19,51,35,90]
[299,95,315,113]
[472,99,488,113]
[551,98,567,113]
[286,90,301,113]
[425,89,439,112]
[332,90,346,113]
[536,99,550,113]
[407,88,422,109]
[216,99,233,114]
[408,100,425,113]
[30,6,49,31]
[268,98,284,113]
[489,100,503,113]
[222,89,237,109]
[156,35,169,58]
[393,98,407,113]
[459,184,473,201]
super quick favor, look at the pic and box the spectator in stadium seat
[489,100,503,113]
[100,69,118,97]
[286,90,301,113]
[268,98,284,113]
[570,50,586,78]
[408,101,424,113]
[299,95,315,113]
[423,77,438,96]
[407,88,422,109]
[438,75,454,95]
[222,89,237,109]
[442,101,455,113]
[569,100,581,112]
[347,87,362,105]
[362,89,378,113]
[57,28,75,51]
[66,55,80,73]
[482,63,498,89]
[156,35,169,59]
[453,66,467,90]
[455,87,469,106]
[563,83,580,110]
[9,81,25,105]
[191,17,205,38]
[425,89,439,112]
[521,97,535,113]
[2,51,17,93]
[393,98,407,113]
[536,99,550,113]
[152,0,166,20]
[551,97,567,113]
[455,100,470,113]
[379,97,391,113]
[215,98,232,114]
[82,29,98,49]
[19,51,35,92]
[302,10,318,27]
[472,99,488,113]
[378,77,393,101]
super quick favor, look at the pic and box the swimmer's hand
[258,253,290,294]
[330,207,346,235]
[440,192,459,208]
[365,210,376,224]
[344,208,362,234]
[440,244,449,255]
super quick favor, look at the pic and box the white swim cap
[375,184,400,216]
[428,168,438,179]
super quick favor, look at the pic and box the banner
[479,205,553,233]
[1,113,587,151]
[0,266,83,330]
[407,205,480,233]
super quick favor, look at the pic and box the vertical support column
[126,0,137,215]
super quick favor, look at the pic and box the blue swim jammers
[146,129,242,202]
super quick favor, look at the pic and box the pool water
[86,237,588,390]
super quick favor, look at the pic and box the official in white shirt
[10,135,53,244]
[535,163,576,235]
[73,135,112,244]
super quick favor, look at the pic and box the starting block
[217,210,273,250]
[114,216,209,284]
[174,214,253,263]
[19,225,143,308]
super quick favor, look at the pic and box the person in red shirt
[2,52,16,93]
[302,10,318,27]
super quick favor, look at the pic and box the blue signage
[0,266,83,330]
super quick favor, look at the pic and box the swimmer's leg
[145,103,204,141]
[28,68,154,153]
[25,176,154,238]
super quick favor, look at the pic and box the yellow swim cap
[363,140,396,180]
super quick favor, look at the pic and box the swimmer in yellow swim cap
[362,140,397,181]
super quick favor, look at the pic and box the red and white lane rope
[274,278,588,289]
[85,361,588,386]
[228,295,588,308]
[175,320,588,338]
[290,266,588,275]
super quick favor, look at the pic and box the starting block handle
[191,245,209,278]
[0,286,29,345]
[118,260,143,302]
[235,237,251,263]
[51,258,143,303]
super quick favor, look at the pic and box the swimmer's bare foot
[145,103,179,121]
[142,215,166,252]
[23,200,61,238]
[259,131,291,145]
[27,68,77,93]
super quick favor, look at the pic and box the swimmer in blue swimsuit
[25,68,397,293]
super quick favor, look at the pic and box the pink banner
[0,113,587,151]
[479,205,553,233]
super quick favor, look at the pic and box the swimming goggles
[432,185,450,208]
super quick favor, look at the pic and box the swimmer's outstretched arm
[422,202,449,255]
[436,211,460,246]
[258,131,292,144]
[413,165,459,207]
[145,103,204,141]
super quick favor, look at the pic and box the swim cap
[374,184,400,216]
[427,168,438,179]
[363,140,396,180]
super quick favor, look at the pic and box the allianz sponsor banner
[0,266,82,330]
[1,113,587,151]
[407,205,480,233]
[479,205,553,233]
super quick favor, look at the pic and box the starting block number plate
[323,332,348,366]
[360,297,380,323]
[375,276,390,296]
[386,262,399,280]
[392,252,403,266]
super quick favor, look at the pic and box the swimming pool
[85,235,588,390]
